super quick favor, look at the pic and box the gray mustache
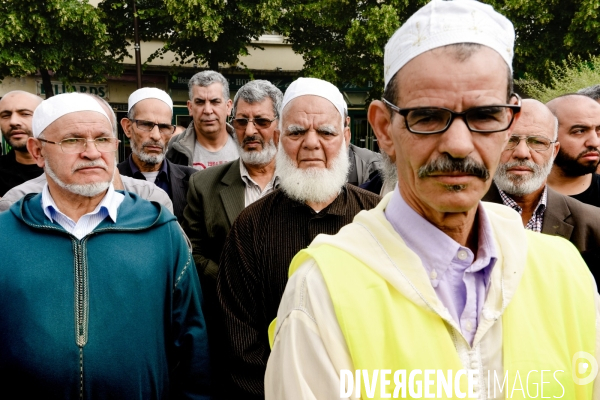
[418,155,490,180]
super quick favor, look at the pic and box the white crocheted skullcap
[128,87,173,112]
[281,77,347,120]
[384,0,515,88]
[32,92,111,138]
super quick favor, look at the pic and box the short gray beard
[494,157,553,197]
[237,138,277,166]
[275,139,349,204]
[379,151,398,186]
[45,159,113,198]
[131,140,165,165]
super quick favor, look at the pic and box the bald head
[514,99,557,141]
[494,99,559,196]
[546,94,600,177]
[0,91,43,151]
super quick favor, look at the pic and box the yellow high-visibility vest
[285,230,595,399]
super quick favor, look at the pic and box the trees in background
[0,0,124,98]
[2,0,600,100]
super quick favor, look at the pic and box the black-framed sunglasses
[506,135,556,152]
[231,117,277,130]
[39,137,120,154]
[130,119,175,135]
[382,93,522,135]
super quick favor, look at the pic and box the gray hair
[188,70,229,101]
[232,80,282,118]
[578,84,600,101]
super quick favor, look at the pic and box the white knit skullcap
[384,0,515,89]
[32,92,111,138]
[128,87,173,112]
[281,77,347,120]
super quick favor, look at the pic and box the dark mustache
[417,154,490,180]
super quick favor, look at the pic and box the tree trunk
[40,69,54,98]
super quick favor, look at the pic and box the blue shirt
[128,155,171,197]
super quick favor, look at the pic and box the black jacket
[117,158,197,221]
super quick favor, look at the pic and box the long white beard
[276,138,349,204]
[237,138,278,166]
[131,140,165,165]
[45,159,113,198]
[494,157,554,196]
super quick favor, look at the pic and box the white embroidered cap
[32,92,111,138]
[128,87,173,112]
[383,0,515,88]
[281,77,347,120]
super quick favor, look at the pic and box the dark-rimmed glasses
[382,93,522,134]
[39,137,119,154]
[505,135,556,152]
[130,119,175,135]
[232,117,277,130]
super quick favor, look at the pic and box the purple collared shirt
[384,188,498,345]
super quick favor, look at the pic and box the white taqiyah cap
[32,92,111,138]
[281,77,347,120]
[128,87,173,112]
[383,0,515,88]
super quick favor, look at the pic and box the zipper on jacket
[73,239,89,400]
[73,239,89,347]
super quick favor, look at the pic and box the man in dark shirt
[117,88,197,221]
[216,77,381,400]
[0,91,43,196]
[547,94,600,207]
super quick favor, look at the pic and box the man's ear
[368,100,395,160]
[120,118,133,139]
[27,137,45,168]
[273,127,280,148]
[553,141,560,160]
[343,124,351,147]
[226,98,233,115]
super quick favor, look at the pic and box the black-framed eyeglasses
[39,137,119,154]
[506,135,556,152]
[231,117,277,130]
[382,93,522,134]
[130,119,175,135]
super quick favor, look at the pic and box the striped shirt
[42,183,124,239]
[217,184,381,399]
[497,184,547,233]
[239,161,280,207]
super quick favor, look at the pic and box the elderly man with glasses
[266,1,600,399]
[0,92,210,398]
[484,98,600,284]
[182,79,283,394]
[118,87,197,222]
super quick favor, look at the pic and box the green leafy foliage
[280,0,427,101]
[517,54,600,103]
[0,0,124,97]
[485,0,600,84]
[156,0,282,70]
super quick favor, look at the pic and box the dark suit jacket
[181,158,245,283]
[181,159,245,396]
[117,158,197,222]
[484,184,600,284]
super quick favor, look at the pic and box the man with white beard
[0,92,210,398]
[483,99,600,274]
[117,87,197,221]
[215,77,381,400]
